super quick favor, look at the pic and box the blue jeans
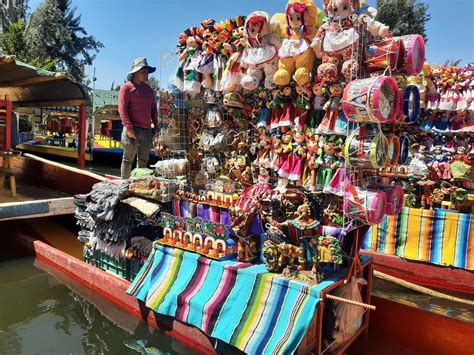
[120,127,153,179]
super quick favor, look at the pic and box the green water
[0,257,198,355]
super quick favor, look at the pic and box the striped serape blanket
[363,207,474,270]
[127,244,338,354]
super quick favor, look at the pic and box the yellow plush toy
[271,0,325,87]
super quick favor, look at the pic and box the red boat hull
[361,249,474,295]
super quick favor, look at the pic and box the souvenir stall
[75,0,429,353]
[363,62,474,272]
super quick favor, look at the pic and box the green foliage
[376,0,431,42]
[148,76,160,94]
[25,0,103,82]
[444,59,462,66]
[0,19,57,70]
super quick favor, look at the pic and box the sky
[28,0,474,90]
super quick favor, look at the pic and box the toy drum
[394,34,425,76]
[365,38,404,73]
[385,136,400,167]
[390,89,404,122]
[344,186,386,225]
[343,76,399,123]
[345,130,389,168]
[371,183,404,215]
[403,85,421,123]
[398,135,409,165]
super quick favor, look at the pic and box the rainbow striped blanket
[127,245,337,354]
[363,208,474,270]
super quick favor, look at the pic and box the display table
[363,207,474,270]
[128,244,372,354]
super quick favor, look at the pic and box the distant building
[92,89,119,113]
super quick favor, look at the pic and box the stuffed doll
[275,131,293,174]
[308,77,327,133]
[253,87,271,130]
[277,84,296,128]
[174,27,204,97]
[312,0,389,82]
[280,128,306,181]
[315,135,341,190]
[316,81,344,134]
[241,11,281,91]
[304,132,320,191]
[427,144,452,180]
[294,83,312,130]
[222,17,247,92]
[271,0,325,86]
[269,88,283,129]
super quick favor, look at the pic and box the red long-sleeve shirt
[118,81,158,130]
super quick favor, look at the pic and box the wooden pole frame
[78,103,86,169]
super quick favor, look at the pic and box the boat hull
[361,249,474,295]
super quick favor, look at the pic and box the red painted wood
[361,250,474,295]
[16,233,216,355]
[369,296,474,354]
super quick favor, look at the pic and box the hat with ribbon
[129,57,156,74]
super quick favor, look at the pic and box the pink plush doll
[312,0,389,82]
[241,11,281,91]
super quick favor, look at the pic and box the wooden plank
[15,144,93,161]
[0,197,75,221]
[0,73,67,87]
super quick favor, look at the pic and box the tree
[0,0,27,31]
[148,76,160,94]
[444,59,462,67]
[376,0,430,42]
[25,0,103,82]
[0,19,57,70]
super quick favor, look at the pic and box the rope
[374,270,474,306]
[325,294,376,310]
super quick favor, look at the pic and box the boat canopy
[0,55,89,108]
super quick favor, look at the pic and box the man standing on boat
[119,57,159,179]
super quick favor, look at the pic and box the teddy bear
[240,11,281,91]
[311,0,389,82]
[271,0,325,87]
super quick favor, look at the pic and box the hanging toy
[241,11,281,91]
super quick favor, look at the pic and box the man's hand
[126,128,136,139]
[153,126,160,137]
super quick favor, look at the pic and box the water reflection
[0,257,198,355]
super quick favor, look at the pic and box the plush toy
[312,0,389,82]
[271,0,325,86]
[279,128,306,181]
[294,83,312,130]
[240,12,281,91]
[308,77,328,133]
[275,84,296,128]
[316,80,344,134]
[221,17,247,92]
[174,27,204,97]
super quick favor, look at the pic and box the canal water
[0,256,198,355]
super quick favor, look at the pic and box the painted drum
[345,130,389,169]
[394,34,426,76]
[398,135,410,165]
[390,88,404,122]
[343,76,399,123]
[403,85,421,123]
[386,136,400,167]
[365,38,404,73]
[371,183,405,215]
[344,186,386,225]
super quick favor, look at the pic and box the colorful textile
[363,207,474,270]
[127,245,343,354]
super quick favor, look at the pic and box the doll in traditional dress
[308,77,327,134]
[278,84,296,128]
[316,81,344,134]
[294,83,312,130]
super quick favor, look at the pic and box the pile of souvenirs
[165,0,431,284]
